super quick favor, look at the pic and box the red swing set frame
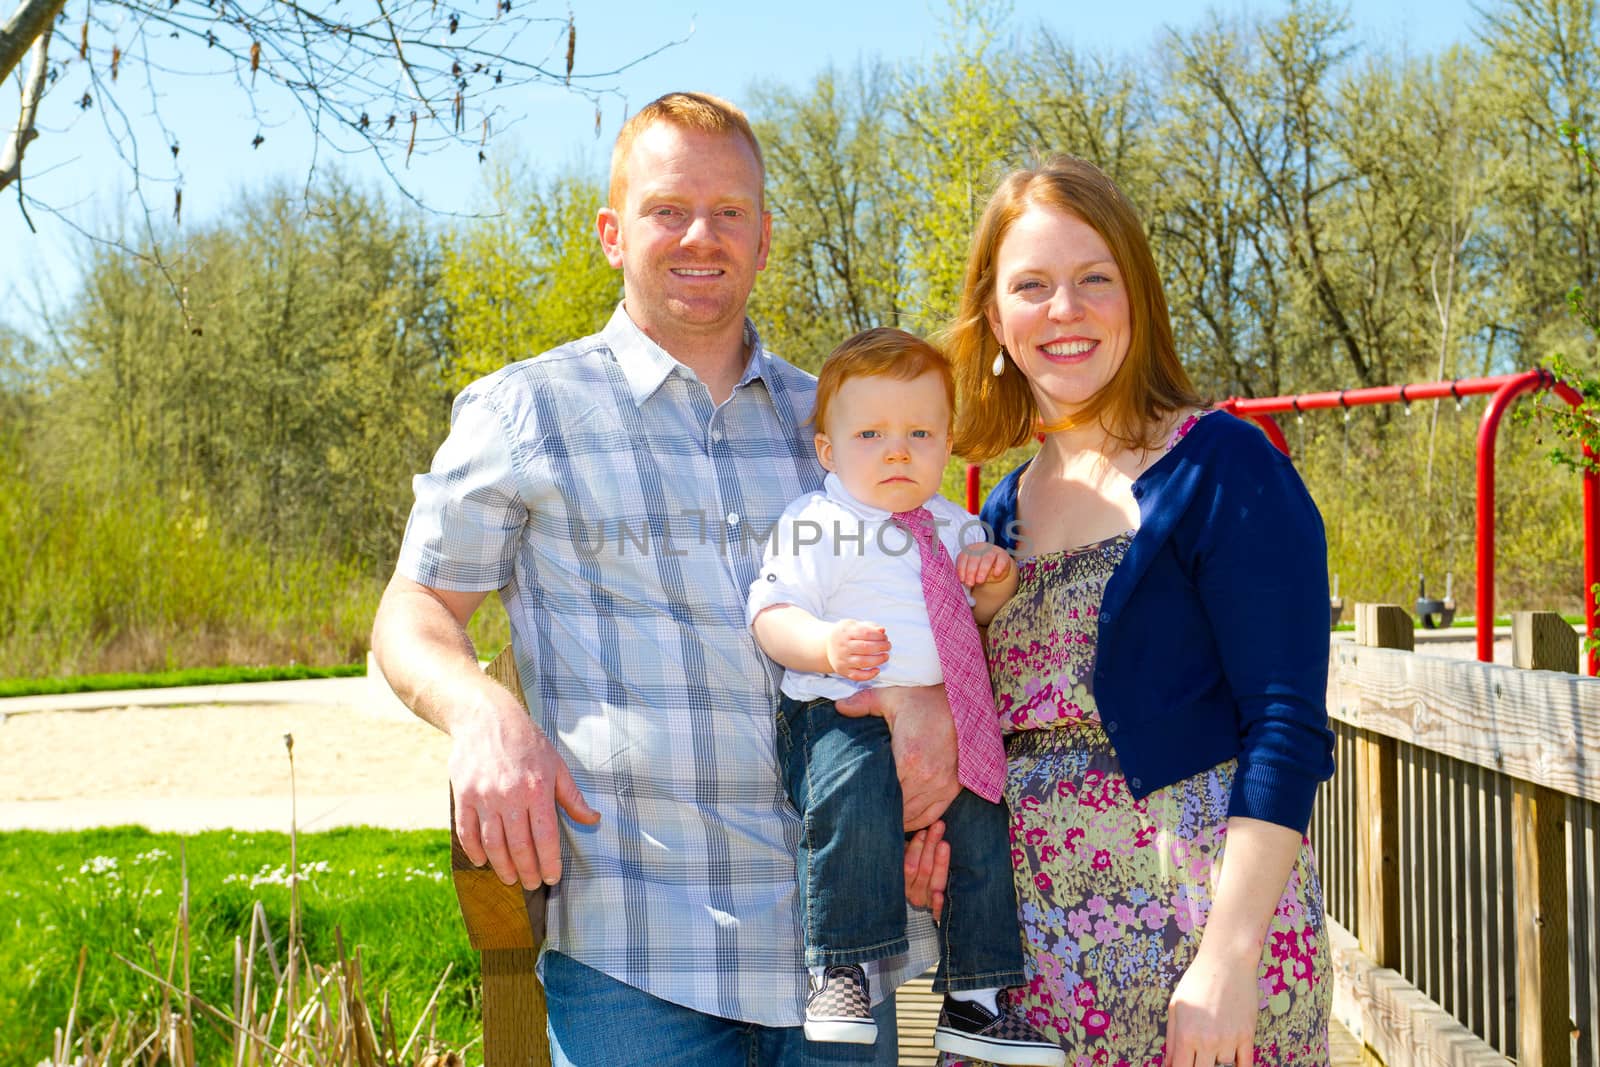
[962,370,1599,671]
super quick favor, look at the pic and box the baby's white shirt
[745,473,992,702]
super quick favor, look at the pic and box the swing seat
[1415,574,1456,629]
[1415,595,1456,629]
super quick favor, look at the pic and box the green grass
[0,826,477,1065]
[0,662,367,699]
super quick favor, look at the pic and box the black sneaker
[933,988,1065,1066]
[803,964,877,1045]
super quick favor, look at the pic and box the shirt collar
[602,303,773,407]
[823,472,901,520]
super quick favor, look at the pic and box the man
[371,91,957,1066]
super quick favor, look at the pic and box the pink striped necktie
[892,507,1007,803]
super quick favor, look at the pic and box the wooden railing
[1309,605,1600,1067]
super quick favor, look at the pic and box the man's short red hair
[608,91,764,210]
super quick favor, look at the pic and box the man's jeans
[775,695,1026,993]
[542,949,901,1066]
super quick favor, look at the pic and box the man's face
[598,122,771,352]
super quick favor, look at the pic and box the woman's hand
[903,821,950,919]
[1163,816,1299,1067]
[957,543,1013,587]
[1162,943,1259,1067]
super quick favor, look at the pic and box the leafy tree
[45,176,448,570]
[1165,5,1395,389]
[437,165,618,386]
[1474,0,1600,359]
[750,62,914,370]
[1151,18,1289,398]
[889,3,1034,332]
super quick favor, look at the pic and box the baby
[748,327,1063,1066]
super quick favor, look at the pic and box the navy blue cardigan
[982,411,1336,832]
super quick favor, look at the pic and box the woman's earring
[991,347,1007,377]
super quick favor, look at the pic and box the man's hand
[825,619,891,681]
[450,694,601,889]
[835,683,959,829]
[373,575,601,889]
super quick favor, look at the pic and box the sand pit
[0,678,458,831]
[0,702,449,804]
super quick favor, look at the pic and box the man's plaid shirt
[398,306,938,1025]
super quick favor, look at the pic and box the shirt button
[1104,721,1118,734]
[712,429,724,443]
[1130,777,1143,790]
[726,512,740,526]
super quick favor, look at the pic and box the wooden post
[1353,604,1405,969]
[1355,601,1414,652]
[1513,610,1578,675]
[448,648,550,1067]
[1511,612,1573,1067]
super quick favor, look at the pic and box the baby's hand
[826,620,891,682]
[957,543,1014,587]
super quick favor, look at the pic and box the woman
[920,156,1335,1066]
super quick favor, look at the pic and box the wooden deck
[892,977,1370,1065]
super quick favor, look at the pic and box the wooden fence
[1310,605,1600,1067]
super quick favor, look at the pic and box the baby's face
[815,369,953,514]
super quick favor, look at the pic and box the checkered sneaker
[803,964,878,1045]
[933,988,1066,1066]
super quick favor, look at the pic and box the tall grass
[1,826,478,1065]
[0,455,512,678]
[3,393,1580,682]
[0,456,381,676]
[0,664,367,700]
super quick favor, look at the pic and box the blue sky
[2,0,1480,333]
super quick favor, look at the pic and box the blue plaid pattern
[398,306,938,1025]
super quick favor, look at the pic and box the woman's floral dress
[944,415,1331,1067]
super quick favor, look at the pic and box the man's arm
[835,683,960,830]
[372,574,599,890]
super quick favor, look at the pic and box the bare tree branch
[3,0,688,225]
[0,0,65,84]
[0,17,50,204]
[372,0,435,120]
